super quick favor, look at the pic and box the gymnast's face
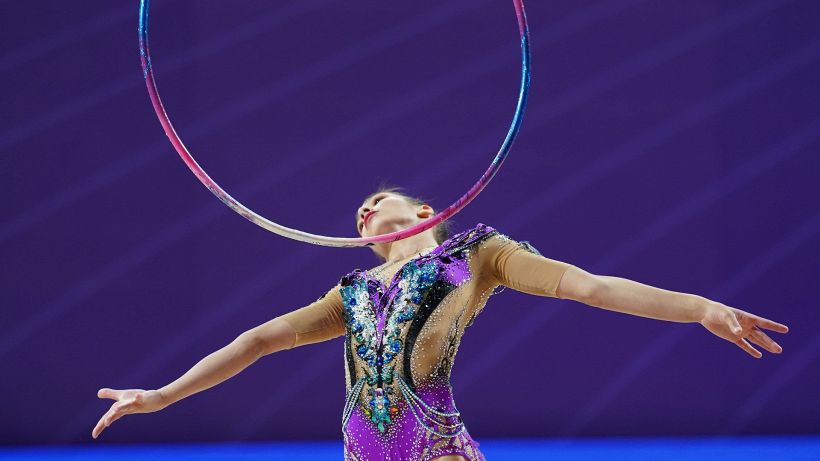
[356,192,434,238]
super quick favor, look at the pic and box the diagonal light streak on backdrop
[0,0,335,152]
[0,3,179,73]
[457,114,820,393]
[721,320,820,434]
[459,117,820,387]
[455,38,820,394]
[3,0,785,258]
[3,0,655,360]
[1,0,792,244]
[563,210,820,436]
[0,0,502,242]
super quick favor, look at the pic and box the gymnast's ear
[417,203,435,219]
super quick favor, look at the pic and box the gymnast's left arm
[481,234,790,359]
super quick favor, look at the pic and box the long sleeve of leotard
[277,283,346,349]
[480,233,575,299]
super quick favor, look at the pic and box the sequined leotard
[278,223,574,461]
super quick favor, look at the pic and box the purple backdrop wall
[1,0,818,446]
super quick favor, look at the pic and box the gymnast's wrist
[156,386,180,407]
[691,296,714,324]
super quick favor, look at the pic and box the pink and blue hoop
[137,1,531,248]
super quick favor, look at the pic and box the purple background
[2,0,819,446]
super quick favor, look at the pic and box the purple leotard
[279,223,574,460]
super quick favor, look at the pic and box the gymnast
[92,185,789,461]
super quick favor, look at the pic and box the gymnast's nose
[359,207,371,221]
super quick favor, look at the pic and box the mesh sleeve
[277,284,346,348]
[480,233,574,299]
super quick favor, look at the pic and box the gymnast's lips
[364,211,377,228]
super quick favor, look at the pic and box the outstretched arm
[561,268,708,323]
[159,283,347,406]
[150,286,346,408]
[152,284,347,406]
[93,329,267,439]
[560,268,789,358]
[93,284,345,439]
[482,233,789,359]
[156,331,272,407]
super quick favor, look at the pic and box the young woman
[93,186,789,461]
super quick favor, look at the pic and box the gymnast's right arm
[248,283,346,351]
[92,284,346,440]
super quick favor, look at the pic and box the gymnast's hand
[92,388,168,439]
[698,303,789,358]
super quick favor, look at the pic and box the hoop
[137,0,531,247]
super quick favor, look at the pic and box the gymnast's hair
[359,180,454,263]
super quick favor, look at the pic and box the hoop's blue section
[496,32,531,169]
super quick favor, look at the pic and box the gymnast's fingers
[748,328,783,354]
[93,400,132,439]
[735,337,763,359]
[97,388,121,400]
[752,315,789,334]
[92,407,115,439]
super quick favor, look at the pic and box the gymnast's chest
[338,256,472,356]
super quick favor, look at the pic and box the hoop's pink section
[513,0,527,36]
